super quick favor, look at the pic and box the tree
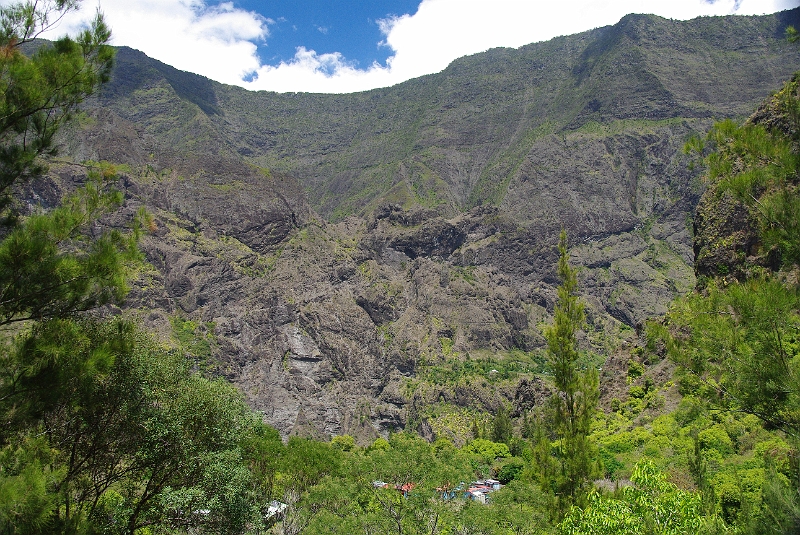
[0,174,142,329]
[491,404,513,445]
[0,0,113,222]
[668,74,800,437]
[787,25,799,43]
[560,461,716,535]
[658,278,800,438]
[0,3,270,533]
[655,74,800,533]
[685,75,800,270]
[544,230,599,510]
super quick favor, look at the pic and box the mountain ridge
[45,7,800,438]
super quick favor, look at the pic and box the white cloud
[241,0,800,93]
[11,0,800,93]
[13,0,270,86]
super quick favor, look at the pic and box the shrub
[496,459,524,484]
[463,439,511,463]
[331,435,356,451]
[698,425,734,456]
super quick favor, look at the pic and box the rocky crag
[34,9,800,439]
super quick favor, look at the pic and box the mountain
[39,8,800,439]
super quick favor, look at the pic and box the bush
[331,435,356,451]
[463,439,511,463]
[674,396,707,427]
[627,359,645,379]
[496,459,524,484]
[597,448,624,479]
[698,425,734,456]
[628,385,646,399]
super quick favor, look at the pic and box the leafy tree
[495,459,524,484]
[278,436,343,496]
[331,434,356,451]
[544,230,599,510]
[462,438,511,464]
[1,319,268,534]
[560,461,717,535]
[113,348,263,534]
[241,420,284,503]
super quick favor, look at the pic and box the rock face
[693,190,762,281]
[693,73,800,283]
[39,9,800,437]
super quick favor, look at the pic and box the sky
[21,0,800,93]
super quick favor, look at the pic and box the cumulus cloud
[9,0,271,86]
[10,0,800,93]
[240,0,800,93]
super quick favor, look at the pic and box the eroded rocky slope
[39,9,800,438]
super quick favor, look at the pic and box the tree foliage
[0,173,143,327]
[0,3,272,534]
[657,278,800,438]
[686,75,800,268]
[491,404,513,445]
[3,3,800,535]
[1,318,273,534]
[544,230,599,509]
[651,73,800,533]
[0,0,113,221]
[560,461,714,535]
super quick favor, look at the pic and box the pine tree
[471,418,481,440]
[491,404,513,445]
[0,3,135,532]
[544,230,599,510]
[0,0,114,222]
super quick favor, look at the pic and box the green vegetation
[417,350,544,386]
[561,460,714,534]
[171,316,217,368]
[658,279,800,437]
[0,4,272,533]
[643,73,800,533]
[0,0,113,222]
[541,231,600,511]
[2,1,800,533]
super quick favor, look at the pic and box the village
[372,479,504,504]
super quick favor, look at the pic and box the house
[396,482,416,498]
[464,479,502,504]
[485,478,501,490]
[265,501,288,521]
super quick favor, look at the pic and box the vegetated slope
[51,9,800,438]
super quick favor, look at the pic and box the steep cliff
[39,9,800,438]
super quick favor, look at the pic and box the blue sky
[30,0,800,93]
[232,1,421,71]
